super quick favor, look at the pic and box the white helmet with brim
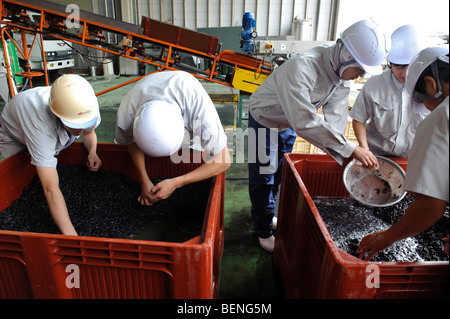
[341,19,390,75]
[387,24,425,65]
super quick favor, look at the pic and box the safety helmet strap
[414,55,449,103]
[334,39,357,76]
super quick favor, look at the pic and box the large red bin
[274,153,449,299]
[0,142,225,299]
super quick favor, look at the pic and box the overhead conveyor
[0,0,272,99]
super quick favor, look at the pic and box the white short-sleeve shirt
[115,70,228,158]
[0,86,101,167]
[404,97,449,202]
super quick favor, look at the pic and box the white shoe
[272,216,277,230]
[259,236,275,252]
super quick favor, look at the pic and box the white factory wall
[48,1,449,41]
[46,0,447,73]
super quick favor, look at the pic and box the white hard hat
[133,98,185,157]
[49,74,99,129]
[387,25,425,65]
[405,46,449,113]
[340,19,391,75]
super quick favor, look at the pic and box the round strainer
[343,156,406,207]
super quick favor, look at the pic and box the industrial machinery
[0,0,273,100]
[12,12,75,81]
[240,12,257,54]
[239,11,332,59]
[0,31,22,101]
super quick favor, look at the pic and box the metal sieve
[343,156,407,207]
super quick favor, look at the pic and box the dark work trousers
[248,112,297,239]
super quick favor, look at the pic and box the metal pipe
[219,0,222,27]
[305,0,309,20]
[255,0,258,35]
[1,27,17,98]
[279,0,283,36]
[184,0,187,28]
[328,0,340,41]
[207,0,210,27]
[136,0,141,25]
[150,0,154,19]
[39,31,49,86]
[231,0,235,26]
[315,0,321,40]
[172,0,175,25]
[195,0,198,29]
[327,0,335,40]
[95,72,148,96]
[267,0,271,36]
[291,0,296,26]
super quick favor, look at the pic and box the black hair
[414,54,449,94]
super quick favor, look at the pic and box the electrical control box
[256,40,333,56]
[257,41,274,54]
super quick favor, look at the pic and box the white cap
[49,74,99,129]
[405,46,449,113]
[133,98,185,157]
[341,19,391,75]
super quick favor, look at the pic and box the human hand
[87,153,102,171]
[148,178,179,204]
[138,180,156,206]
[351,146,379,168]
[357,230,395,261]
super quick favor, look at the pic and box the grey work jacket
[249,44,355,165]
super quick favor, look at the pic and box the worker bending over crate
[115,70,230,206]
[0,74,102,236]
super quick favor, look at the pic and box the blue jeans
[248,113,296,239]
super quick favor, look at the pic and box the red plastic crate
[274,153,449,299]
[0,143,225,299]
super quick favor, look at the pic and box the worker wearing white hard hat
[350,24,427,158]
[340,19,390,76]
[132,98,185,158]
[358,47,449,261]
[0,74,102,236]
[115,70,230,206]
[247,19,390,252]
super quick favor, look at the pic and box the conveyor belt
[3,0,143,35]
[1,0,272,98]
[4,0,221,56]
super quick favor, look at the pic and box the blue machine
[240,12,257,54]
